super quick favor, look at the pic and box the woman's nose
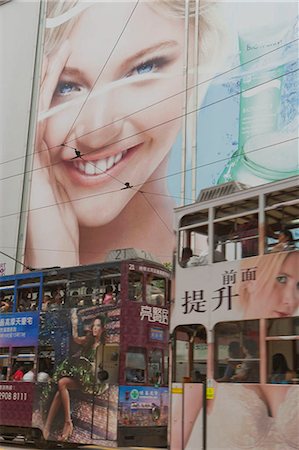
[73,90,124,151]
[282,282,298,310]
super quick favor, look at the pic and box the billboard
[21,1,298,270]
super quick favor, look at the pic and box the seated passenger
[181,247,193,267]
[103,285,114,305]
[271,229,295,253]
[270,353,296,384]
[22,363,35,382]
[217,341,242,382]
[231,340,259,383]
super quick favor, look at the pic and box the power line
[139,191,174,235]
[1,66,298,184]
[1,37,297,168]
[0,135,296,221]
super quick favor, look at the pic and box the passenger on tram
[217,341,242,382]
[270,353,296,384]
[22,363,35,382]
[271,229,295,253]
[231,340,259,383]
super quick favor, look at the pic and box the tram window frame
[42,283,66,311]
[214,320,260,383]
[0,289,14,313]
[0,347,10,381]
[125,347,146,384]
[179,227,209,268]
[148,348,163,385]
[128,271,143,302]
[16,287,39,312]
[11,347,36,381]
[146,274,166,306]
[173,325,207,383]
[266,317,298,384]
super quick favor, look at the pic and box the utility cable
[1,66,298,184]
[0,135,296,221]
[1,37,297,168]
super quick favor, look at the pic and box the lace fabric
[186,385,299,450]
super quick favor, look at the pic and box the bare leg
[58,377,79,441]
[43,391,61,440]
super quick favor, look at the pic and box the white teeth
[85,163,96,175]
[73,149,127,176]
[96,159,107,172]
[106,156,114,170]
[114,152,122,163]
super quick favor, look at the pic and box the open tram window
[0,348,10,381]
[146,275,165,306]
[0,289,13,313]
[11,347,35,381]
[266,317,299,384]
[173,325,207,382]
[179,227,209,267]
[265,196,299,253]
[17,287,39,312]
[125,347,146,383]
[99,268,121,306]
[215,320,260,383]
[128,271,143,302]
[148,349,163,385]
[37,345,55,382]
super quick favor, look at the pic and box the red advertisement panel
[0,382,33,427]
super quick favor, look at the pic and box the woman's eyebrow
[119,40,179,69]
[59,67,87,81]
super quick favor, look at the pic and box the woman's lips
[62,143,142,187]
[273,310,290,317]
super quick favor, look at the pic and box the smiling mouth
[73,149,127,175]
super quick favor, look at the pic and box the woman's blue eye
[276,275,287,284]
[136,62,154,75]
[56,82,80,96]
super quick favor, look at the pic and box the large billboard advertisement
[22,1,298,270]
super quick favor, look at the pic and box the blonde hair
[44,0,226,69]
[239,251,299,311]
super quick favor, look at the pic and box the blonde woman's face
[45,2,187,227]
[249,253,299,318]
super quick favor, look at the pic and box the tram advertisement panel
[118,386,168,427]
[0,312,39,347]
[0,382,34,427]
[174,250,299,327]
[32,305,120,444]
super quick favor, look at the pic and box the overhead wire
[0,135,296,221]
[0,65,298,184]
[1,37,297,168]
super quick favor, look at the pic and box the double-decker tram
[169,177,299,450]
[0,249,170,447]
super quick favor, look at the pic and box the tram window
[267,318,298,384]
[215,321,260,383]
[216,213,258,261]
[179,228,208,267]
[173,325,207,382]
[125,347,146,383]
[148,349,163,385]
[68,280,98,307]
[99,269,121,305]
[146,275,165,306]
[0,348,10,381]
[128,272,143,302]
[0,290,13,313]
[11,347,35,381]
[38,345,55,380]
[17,287,39,312]
[42,285,66,311]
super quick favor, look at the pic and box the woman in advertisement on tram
[239,250,299,319]
[25,0,225,269]
[43,311,106,442]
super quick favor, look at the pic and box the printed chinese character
[182,290,206,314]
[222,269,237,285]
[212,286,239,311]
[140,305,153,321]
[241,266,257,282]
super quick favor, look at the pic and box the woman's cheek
[45,108,78,148]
